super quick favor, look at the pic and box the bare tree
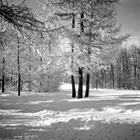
[0,0,44,32]
[0,33,5,93]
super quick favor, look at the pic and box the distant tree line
[89,44,140,90]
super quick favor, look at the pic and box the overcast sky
[116,0,140,42]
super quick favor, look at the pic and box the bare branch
[0,1,45,32]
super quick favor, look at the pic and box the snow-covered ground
[0,83,140,140]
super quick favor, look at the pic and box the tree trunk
[85,73,90,97]
[104,70,107,88]
[17,38,20,96]
[117,58,121,89]
[28,44,32,92]
[28,73,32,92]
[101,69,104,88]
[71,13,76,98]
[85,13,93,97]
[122,54,126,88]
[78,67,83,98]
[18,73,21,96]
[133,49,137,88]
[77,12,84,99]
[71,44,76,98]
[134,64,137,87]
[2,74,5,93]
[111,64,115,89]
[2,51,5,93]
[39,56,43,92]
[71,75,76,98]
[96,72,98,89]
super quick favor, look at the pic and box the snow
[0,83,140,140]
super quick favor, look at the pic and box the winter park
[1,0,140,140]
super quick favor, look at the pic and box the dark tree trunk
[104,70,107,88]
[28,44,32,92]
[101,69,104,88]
[78,67,83,98]
[111,64,115,89]
[10,69,13,88]
[71,13,76,98]
[72,13,75,29]
[17,39,20,96]
[2,74,5,93]
[71,44,76,98]
[2,53,5,93]
[117,58,121,89]
[85,73,90,97]
[18,73,21,96]
[1,41,5,93]
[77,12,84,99]
[133,49,137,88]
[28,73,32,92]
[80,12,84,33]
[71,75,76,98]
[96,72,98,89]
[134,64,137,88]
[39,56,43,92]
[122,56,125,88]
[85,13,93,97]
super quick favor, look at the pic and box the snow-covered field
[0,83,140,140]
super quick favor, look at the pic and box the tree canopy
[0,0,44,32]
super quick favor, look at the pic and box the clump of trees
[90,43,140,90]
[0,27,65,94]
[1,0,139,98]
[40,0,129,98]
[0,0,65,95]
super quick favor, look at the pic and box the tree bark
[78,67,83,98]
[39,56,43,92]
[85,42,91,97]
[1,41,5,93]
[117,58,121,89]
[101,69,104,88]
[104,70,107,88]
[71,44,76,98]
[85,73,90,97]
[2,47,5,93]
[71,13,76,98]
[71,75,76,98]
[77,12,84,99]
[85,12,93,97]
[18,73,21,96]
[111,64,114,89]
[133,48,137,88]
[17,38,20,96]
[28,44,32,92]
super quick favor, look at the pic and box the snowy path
[0,84,140,140]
